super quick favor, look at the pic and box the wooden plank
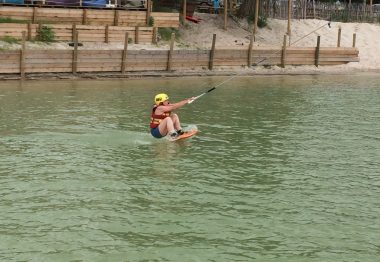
[319,57,360,62]
[26,67,72,73]
[0,68,20,73]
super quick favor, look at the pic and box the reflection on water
[0,75,379,261]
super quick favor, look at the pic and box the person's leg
[170,113,182,131]
[158,117,176,137]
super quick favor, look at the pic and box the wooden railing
[0,6,179,27]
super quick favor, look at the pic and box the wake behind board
[170,129,198,142]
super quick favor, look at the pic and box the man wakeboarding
[150,93,195,140]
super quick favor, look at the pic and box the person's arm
[155,97,194,114]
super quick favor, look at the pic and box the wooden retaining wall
[0,23,154,43]
[0,47,359,75]
[0,6,179,28]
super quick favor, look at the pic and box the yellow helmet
[154,93,169,105]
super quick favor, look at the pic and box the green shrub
[0,17,28,24]
[148,16,155,27]
[0,36,19,44]
[257,16,267,28]
[247,15,267,28]
[36,25,55,42]
[158,28,180,41]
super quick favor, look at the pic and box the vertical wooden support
[32,7,37,24]
[121,32,128,74]
[80,0,82,6]
[337,27,341,47]
[27,22,32,41]
[152,27,157,44]
[209,33,216,70]
[287,0,292,45]
[247,34,253,67]
[72,31,78,75]
[253,0,259,41]
[224,0,227,30]
[72,24,77,42]
[20,31,26,79]
[182,0,187,24]
[135,26,139,44]
[105,25,109,43]
[114,10,119,26]
[167,32,175,71]
[82,9,87,25]
[281,34,287,68]
[37,22,42,40]
[146,0,151,26]
[352,33,356,47]
[315,35,321,67]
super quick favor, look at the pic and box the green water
[0,75,379,261]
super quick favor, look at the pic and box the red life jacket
[150,105,171,128]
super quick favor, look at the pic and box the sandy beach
[179,13,380,74]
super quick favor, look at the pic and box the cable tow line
[188,74,239,104]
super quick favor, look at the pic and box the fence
[0,23,156,43]
[260,1,380,23]
[0,44,359,75]
[0,6,179,27]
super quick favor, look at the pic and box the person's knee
[171,113,179,120]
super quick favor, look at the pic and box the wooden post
[32,7,37,24]
[105,25,109,43]
[315,35,320,67]
[146,0,151,26]
[287,0,292,45]
[152,27,157,44]
[27,22,32,41]
[135,26,139,44]
[224,0,228,30]
[352,33,356,47]
[80,0,82,6]
[121,32,128,74]
[72,31,79,74]
[281,34,287,68]
[72,24,77,42]
[82,9,87,25]
[182,0,187,24]
[37,22,42,41]
[209,33,216,70]
[114,10,119,26]
[337,27,341,47]
[247,34,253,66]
[167,32,175,71]
[20,31,26,79]
[253,0,259,41]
